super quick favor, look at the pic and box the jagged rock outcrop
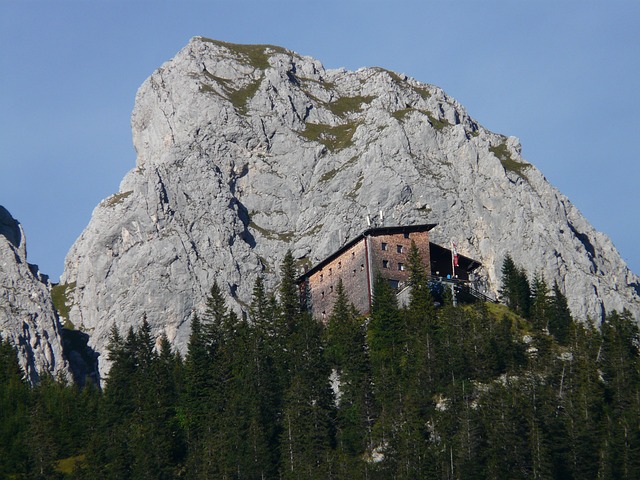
[61,37,640,378]
[0,206,69,383]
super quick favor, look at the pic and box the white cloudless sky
[1,1,638,280]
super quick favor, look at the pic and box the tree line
[1,246,640,479]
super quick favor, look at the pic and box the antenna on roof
[366,214,371,227]
[379,210,384,225]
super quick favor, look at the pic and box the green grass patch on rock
[319,167,340,183]
[199,71,262,114]
[300,122,359,151]
[490,142,530,179]
[426,112,450,131]
[373,67,406,85]
[393,108,450,130]
[199,38,288,70]
[300,77,336,92]
[372,67,431,99]
[392,108,413,121]
[249,221,295,243]
[227,79,262,115]
[414,86,431,100]
[318,156,359,183]
[302,223,324,237]
[327,95,375,117]
[105,191,132,207]
[51,282,76,327]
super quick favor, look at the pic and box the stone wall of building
[305,239,370,321]
[368,230,431,290]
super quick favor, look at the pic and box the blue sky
[1,1,638,280]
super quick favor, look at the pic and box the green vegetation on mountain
[1,253,640,478]
[51,282,76,326]
[300,121,360,151]
[199,38,288,70]
[490,141,530,178]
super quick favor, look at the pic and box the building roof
[296,223,437,282]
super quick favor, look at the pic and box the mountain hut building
[296,224,481,321]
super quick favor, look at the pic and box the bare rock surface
[0,206,69,383]
[60,38,640,378]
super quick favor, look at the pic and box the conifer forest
[2,247,640,479]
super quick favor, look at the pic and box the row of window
[381,242,404,253]
[382,260,405,271]
[318,237,413,281]
[319,263,365,282]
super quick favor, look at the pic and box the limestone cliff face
[61,37,640,378]
[0,206,69,383]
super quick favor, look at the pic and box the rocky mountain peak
[0,206,69,383]
[60,37,640,378]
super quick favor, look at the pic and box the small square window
[398,263,405,271]
[338,262,342,269]
[330,285,334,293]
[382,260,389,269]
[353,269,357,276]
[388,279,399,289]
[397,245,403,253]
[381,242,388,251]
[320,274,323,282]
[329,268,332,276]
[403,233,410,239]
[361,264,365,271]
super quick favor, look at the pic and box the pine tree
[394,242,440,476]
[599,310,640,479]
[368,273,405,464]
[325,280,375,474]
[130,334,183,479]
[84,325,136,479]
[530,272,550,331]
[203,281,229,349]
[182,314,210,453]
[0,337,30,477]
[406,240,436,327]
[226,315,274,479]
[271,250,303,404]
[499,254,518,309]
[248,276,281,476]
[561,322,604,479]
[249,275,269,330]
[25,376,61,479]
[499,255,531,318]
[184,283,233,478]
[281,312,335,479]
[368,274,405,396]
[516,267,532,319]
[278,249,301,333]
[548,281,572,345]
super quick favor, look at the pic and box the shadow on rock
[61,327,100,387]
